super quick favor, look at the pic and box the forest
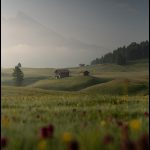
[91,41,149,65]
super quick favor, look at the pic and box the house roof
[80,70,90,73]
[55,69,69,73]
[83,70,89,73]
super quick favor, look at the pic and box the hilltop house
[83,70,90,76]
[79,64,85,67]
[55,69,70,79]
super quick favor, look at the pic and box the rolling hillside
[27,76,110,91]
[82,78,149,96]
[1,59,149,150]
[1,59,149,94]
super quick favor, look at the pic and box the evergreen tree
[116,53,126,65]
[18,62,22,68]
[12,64,24,86]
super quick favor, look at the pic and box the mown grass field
[1,59,149,150]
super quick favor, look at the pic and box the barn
[55,69,70,78]
[79,64,85,67]
[83,70,90,76]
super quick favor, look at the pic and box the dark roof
[55,69,69,73]
[83,70,89,73]
[79,64,85,66]
[80,70,90,73]
[83,70,90,73]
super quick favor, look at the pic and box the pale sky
[1,0,149,68]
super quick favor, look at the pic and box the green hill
[82,78,149,96]
[28,76,110,91]
[1,59,149,94]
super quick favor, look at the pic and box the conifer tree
[12,63,24,86]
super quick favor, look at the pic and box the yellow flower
[62,132,73,143]
[129,119,141,131]
[1,116,10,128]
[38,140,47,150]
[101,120,106,127]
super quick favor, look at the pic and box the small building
[55,69,69,79]
[79,64,85,67]
[83,71,90,76]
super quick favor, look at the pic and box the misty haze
[1,0,149,68]
[1,0,149,150]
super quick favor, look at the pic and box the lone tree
[18,62,21,68]
[12,63,24,86]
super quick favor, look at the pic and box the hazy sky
[2,0,149,68]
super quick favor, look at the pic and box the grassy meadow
[1,59,149,150]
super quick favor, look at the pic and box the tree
[12,64,24,86]
[90,41,149,65]
[116,53,126,65]
[18,62,21,68]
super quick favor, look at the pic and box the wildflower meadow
[1,61,149,150]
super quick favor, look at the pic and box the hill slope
[82,78,149,96]
[1,59,149,94]
[27,76,110,91]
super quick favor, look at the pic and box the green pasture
[1,59,149,150]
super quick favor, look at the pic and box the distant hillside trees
[12,63,24,86]
[91,41,149,65]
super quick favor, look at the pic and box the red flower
[102,134,114,144]
[121,124,129,138]
[1,137,7,148]
[136,133,149,150]
[121,139,136,150]
[68,140,79,150]
[120,125,136,150]
[40,127,49,138]
[144,112,149,117]
[116,120,123,127]
[40,124,54,139]
[47,124,54,138]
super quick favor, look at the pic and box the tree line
[91,41,149,65]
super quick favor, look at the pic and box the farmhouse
[83,70,90,76]
[79,64,85,67]
[55,69,70,78]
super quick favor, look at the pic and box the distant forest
[91,41,149,65]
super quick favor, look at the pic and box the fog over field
[1,0,149,68]
[1,1,149,150]
[2,13,108,68]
